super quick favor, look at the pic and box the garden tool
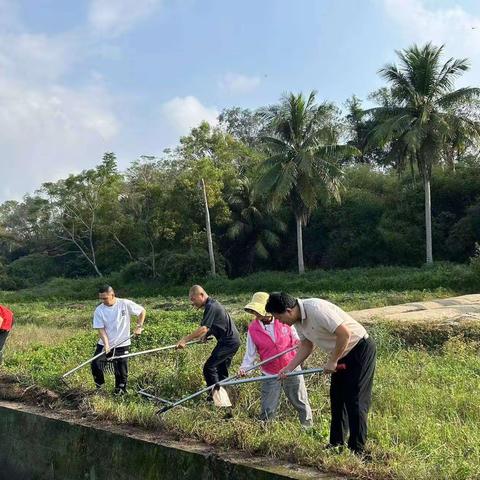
[60,333,135,383]
[157,344,299,414]
[109,336,213,360]
[215,364,347,388]
[137,388,174,405]
[211,386,232,407]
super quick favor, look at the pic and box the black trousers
[0,330,9,362]
[330,336,376,453]
[91,344,129,390]
[203,339,240,386]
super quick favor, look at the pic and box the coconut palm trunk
[296,215,305,274]
[200,178,216,276]
[424,176,433,264]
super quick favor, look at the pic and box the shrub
[157,249,225,285]
[7,254,59,287]
[120,261,153,282]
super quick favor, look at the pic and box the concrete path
[349,293,480,323]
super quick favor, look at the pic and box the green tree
[370,43,480,263]
[42,153,122,276]
[258,91,353,273]
[226,177,286,275]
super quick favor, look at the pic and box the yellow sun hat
[244,292,269,317]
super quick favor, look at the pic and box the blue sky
[1,0,480,201]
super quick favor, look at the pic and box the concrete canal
[0,402,341,480]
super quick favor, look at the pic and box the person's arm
[125,300,146,335]
[239,332,257,376]
[177,300,216,348]
[0,314,3,329]
[134,308,146,335]
[278,338,314,378]
[97,328,110,353]
[176,326,209,348]
[324,323,351,373]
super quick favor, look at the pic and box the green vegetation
[1,44,480,285]
[1,265,480,479]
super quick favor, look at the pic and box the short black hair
[98,285,114,294]
[265,292,297,314]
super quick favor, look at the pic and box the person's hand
[323,359,338,374]
[278,366,292,380]
[176,339,187,349]
[238,368,247,377]
[134,325,143,335]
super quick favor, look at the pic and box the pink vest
[248,319,298,374]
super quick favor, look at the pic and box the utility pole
[200,178,216,276]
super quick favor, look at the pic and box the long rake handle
[61,333,134,379]
[157,344,299,414]
[110,339,202,360]
[217,364,346,387]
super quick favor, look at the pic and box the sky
[1,0,480,202]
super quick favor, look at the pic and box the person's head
[265,292,299,325]
[189,285,208,308]
[244,292,273,324]
[98,285,116,306]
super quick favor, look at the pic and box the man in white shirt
[266,292,376,454]
[91,285,146,394]
[239,292,312,427]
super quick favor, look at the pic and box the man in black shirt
[177,285,240,387]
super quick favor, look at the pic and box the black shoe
[114,387,127,396]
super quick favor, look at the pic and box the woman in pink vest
[239,292,313,427]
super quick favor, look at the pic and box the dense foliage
[1,43,480,286]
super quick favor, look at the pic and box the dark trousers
[91,344,129,390]
[330,336,376,453]
[0,330,9,362]
[203,340,240,386]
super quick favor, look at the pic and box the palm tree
[226,178,286,274]
[258,91,354,274]
[370,43,480,263]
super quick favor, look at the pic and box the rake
[216,364,347,387]
[61,333,135,384]
[157,344,299,414]
[109,337,211,361]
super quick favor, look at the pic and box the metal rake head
[98,356,115,374]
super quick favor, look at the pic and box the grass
[1,264,480,479]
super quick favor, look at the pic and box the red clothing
[248,318,298,374]
[0,304,14,331]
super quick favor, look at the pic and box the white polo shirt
[93,298,144,347]
[296,298,367,357]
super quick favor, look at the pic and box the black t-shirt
[201,298,240,343]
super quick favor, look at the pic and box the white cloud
[0,32,77,84]
[218,72,261,94]
[88,0,161,36]
[0,3,121,202]
[382,0,480,83]
[0,78,119,201]
[160,96,219,136]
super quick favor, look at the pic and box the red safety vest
[0,304,14,331]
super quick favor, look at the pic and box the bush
[7,254,59,287]
[469,242,480,276]
[119,261,153,282]
[157,249,225,285]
